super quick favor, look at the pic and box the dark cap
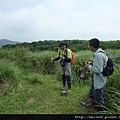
[89,38,100,48]
[59,41,67,47]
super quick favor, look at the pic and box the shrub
[0,59,22,96]
[0,59,21,83]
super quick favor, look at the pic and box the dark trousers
[62,74,71,89]
[89,75,104,105]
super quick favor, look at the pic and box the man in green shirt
[52,41,72,92]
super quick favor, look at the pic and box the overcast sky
[0,0,120,42]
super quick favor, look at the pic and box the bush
[0,47,57,74]
[20,51,58,74]
[0,59,21,83]
[0,59,22,96]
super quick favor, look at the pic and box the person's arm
[52,49,60,62]
[53,57,60,61]
[88,54,104,73]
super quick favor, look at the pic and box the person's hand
[61,56,65,60]
[84,61,92,68]
[84,63,89,69]
[85,61,93,65]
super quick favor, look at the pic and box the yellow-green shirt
[58,48,71,59]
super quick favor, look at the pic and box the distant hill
[0,39,21,48]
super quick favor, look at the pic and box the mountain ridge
[0,39,21,48]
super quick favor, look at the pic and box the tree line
[2,39,120,52]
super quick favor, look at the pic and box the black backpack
[102,57,114,76]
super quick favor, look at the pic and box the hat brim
[59,44,66,47]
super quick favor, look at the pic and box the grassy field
[0,47,120,115]
[0,74,92,114]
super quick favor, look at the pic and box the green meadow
[0,47,120,114]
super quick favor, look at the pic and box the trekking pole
[111,56,120,60]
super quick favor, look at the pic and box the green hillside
[2,39,120,52]
[0,46,120,116]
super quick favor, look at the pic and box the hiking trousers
[89,75,104,105]
[61,62,71,76]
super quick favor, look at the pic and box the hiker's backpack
[68,49,74,65]
[102,57,114,76]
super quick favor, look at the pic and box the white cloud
[0,0,120,42]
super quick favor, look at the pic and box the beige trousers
[61,62,71,76]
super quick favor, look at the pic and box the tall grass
[103,87,120,114]
[103,63,120,114]
[0,59,22,96]
[71,50,93,86]
[0,59,21,82]
[0,47,120,114]
[0,47,58,74]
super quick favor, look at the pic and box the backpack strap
[59,49,60,57]
[98,51,108,69]
[65,48,68,58]
[59,48,68,57]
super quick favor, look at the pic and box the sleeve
[88,54,104,73]
[53,57,60,61]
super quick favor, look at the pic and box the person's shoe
[95,106,104,112]
[81,102,86,106]
[81,101,93,107]
[61,87,65,90]
[81,98,93,107]
[67,89,71,93]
